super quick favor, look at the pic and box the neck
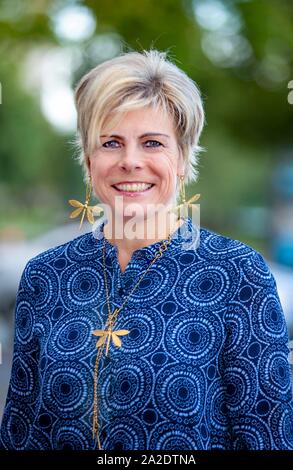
[103,211,184,256]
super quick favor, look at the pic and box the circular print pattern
[223,302,251,357]
[259,344,292,400]
[269,404,293,449]
[205,233,248,256]
[25,427,51,450]
[149,423,204,450]
[1,406,31,449]
[15,300,34,345]
[99,358,152,419]
[123,258,179,306]
[60,263,103,308]
[109,310,164,357]
[154,364,205,425]
[165,312,222,365]
[175,263,232,308]
[10,354,39,402]
[26,262,59,312]
[252,293,287,343]
[66,233,101,262]
[43,362,91,418]
[224,358,258,415]
[52,419,92,450]
[242,252,272,285]
[231,415,271,450]
[102,416,146,450]
[205,378,229,431]
[2,218,292,451]
[47,314,94,360]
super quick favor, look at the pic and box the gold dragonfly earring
[68,175,104,229]
[173,174,200,219]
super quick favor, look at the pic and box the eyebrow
[100,132,170,139]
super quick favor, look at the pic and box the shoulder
[198,225,270,266]
[197,227,285,331]
[199,225,257,258]
[196,225,275,290]
[16,230,102,309]
[22,230,101,277]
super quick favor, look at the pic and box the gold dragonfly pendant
[68,181,103,229]
[69,198,103,228]
[93,326,130,356]
[173,193,201,218]
[93,309,130,356]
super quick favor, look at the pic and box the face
[88,105,184,223]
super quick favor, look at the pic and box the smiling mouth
[111,183,155,193]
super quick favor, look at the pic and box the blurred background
[0,0,293,420]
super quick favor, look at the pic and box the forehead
[101,106,176,136]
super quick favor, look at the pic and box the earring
[173,174,200,219]
[68,176,103,229]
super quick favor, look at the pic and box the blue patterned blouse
[1,217,293,450]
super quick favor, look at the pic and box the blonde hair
[74,49,205,187]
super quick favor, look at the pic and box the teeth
[114,183,153,192]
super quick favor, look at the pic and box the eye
[144,140,163,148]
[102,140,120,148]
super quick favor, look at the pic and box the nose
[117,143,143,172]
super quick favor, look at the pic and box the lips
[111,182,155,192]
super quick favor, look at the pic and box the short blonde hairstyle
[74,49,205,188]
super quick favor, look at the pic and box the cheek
[89,157,109,179]
[151,158,178,183]
[89,160,108,198]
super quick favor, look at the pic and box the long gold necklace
[92,227,173,449]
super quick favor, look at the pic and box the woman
[1,49,293,451]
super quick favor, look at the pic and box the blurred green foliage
[0,0,292,256]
